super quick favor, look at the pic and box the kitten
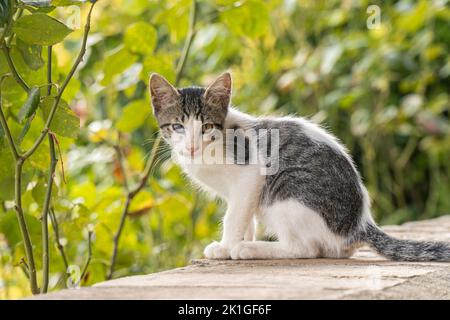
[149,72,450,261]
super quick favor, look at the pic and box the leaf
[16,38,45,71]
[40,97,79,138]
[116,100,150,132]
[21,0,52,7]
[142,53,176,83]
[18,86,41,123]
[0,120,4,142]
[155,0,190,43]
[220,0,269,38]
[0,142,15,201]
[122,0,151,16]
[396,0,428,33]
[51,0,85,6]
[124,22,157,55]
[21,1,56,14]
[0,0,10,26]
[14,13,73,46]
[32,178,58,205]
[101,48,137,86]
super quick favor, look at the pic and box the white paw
[204,241,230,259]
[230,242,257,260]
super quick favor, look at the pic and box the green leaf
[124,22,157,55]
[51,0,84,6]
[32,178,58,205]
[142,53,176,83]
[155,0,190,43]
[0,120,4,142]
[0,141,15,201]
[220,0,269,38]
[0,0,10,26]
[397,1,428,33]
[16,38,45,71]
[14,13,73,46]
[21,1,56,14]
[18,86,41,123]
[214,0,240,5]
[101,48,137,86]
[40,97,79,138]
[22,0,52,7]
[116,100,150,133]
[122,0,151,16]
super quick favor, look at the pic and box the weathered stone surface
[34,216,450,299]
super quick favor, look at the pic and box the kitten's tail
[360,223,450,261]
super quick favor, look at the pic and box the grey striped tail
[361,223,450,262]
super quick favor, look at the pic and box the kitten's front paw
[230,242,258,260]
[204,241,230,259]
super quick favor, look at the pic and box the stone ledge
[33,216,450,299]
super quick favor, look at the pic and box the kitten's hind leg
[230,241,315,260]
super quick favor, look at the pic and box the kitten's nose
[186,146,199,156]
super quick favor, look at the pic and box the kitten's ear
[149,73,180,114]
[203,72,232,110]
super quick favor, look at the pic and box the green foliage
[16,38,45,71]
[14,13,73,46]
[40,97,79,138]
[0,0,11,26]
[116,99,150,133]
[1,0,450,299]
[18,86,40,122]
[220,0,269,38]
[124,22,157,55]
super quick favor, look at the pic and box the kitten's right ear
[149,73,180,114]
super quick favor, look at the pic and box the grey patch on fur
[257,119,364,236]
[361,224,450,261]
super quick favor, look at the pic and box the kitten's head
[149,72,231,159]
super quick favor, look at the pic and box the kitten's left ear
[203,72,232,110]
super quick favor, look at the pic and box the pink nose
[186,147,199,155]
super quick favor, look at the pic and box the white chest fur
[179,159,263,202]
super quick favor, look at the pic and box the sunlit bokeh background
[1,0,449,298]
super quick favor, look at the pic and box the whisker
[149,152,172,177]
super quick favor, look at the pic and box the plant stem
[79,230,93,286]
[15,159,39,294]
[40,45,56,294]
[22,2,96,160]
[0,0,15,48]
[1,74,38,294]
[49,209,69,271]
[1,44,29,92]
[175,0,198,86]
[47,46,52,96]
[1,1,96,295]
[113,142,130,192]
[106,0,197,281]
[106,135,161,280]
[0,74,20,161]
[40,134,57,294]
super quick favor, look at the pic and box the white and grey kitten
[149,72,450,261]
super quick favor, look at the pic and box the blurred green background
[1,0,450,298]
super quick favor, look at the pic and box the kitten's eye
[172,123,185,133]
[202,123,214,134]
